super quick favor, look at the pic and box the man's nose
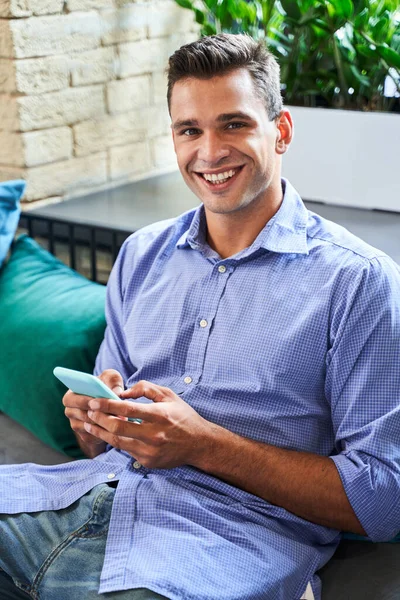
[197,131,230,164]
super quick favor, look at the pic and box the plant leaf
[350,64,370,86]
[377,45,400,69]
[280,0,302,21]
[202,22,216,36]
[195,8,205,25]
[354,7,368,30]
[174,0,193,9]
[355,43,377,58]
[371,16,390,44]
[335,0,353,20]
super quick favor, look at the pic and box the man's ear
[275,110,293,155]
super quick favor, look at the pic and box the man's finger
[99,369,124,395]
[87,397,159,422]
[120,380,170,403]
[62,391,93,409]
[86,410,152,441]
[65,407,87,421]
[83,421,147,454]
[65,407,97,424]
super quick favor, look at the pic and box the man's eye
[227,122,245,130]
[182,128,200,136]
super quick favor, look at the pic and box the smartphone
[53,366,141,423]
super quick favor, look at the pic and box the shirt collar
[176,179,309,257]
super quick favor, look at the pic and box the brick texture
[0,93,18,130]
[151,134,175,169]
[118,33,197,78]
[67,0,113,10]
[29,0,64,15]
[0,20,14,58]
[25,152,108,200]
[10,12,102,59]
[16,56,69,94]
[0,0,31,18]
[23,127,74,167]
[152,70,168,105]
[0,58,15,93]
[109,140,151,180]
[73,105,170,156]
[101,5,147,45]
[18,85,106,131]
[107,75,151,114]
[0,1,199,205]
[148,1,196,38]
[70,46,117,86]
[0,131,23,166]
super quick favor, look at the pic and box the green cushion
[0,235,106,458]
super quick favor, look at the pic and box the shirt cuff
[330,451,400,542]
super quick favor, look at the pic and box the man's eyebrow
[216,112,254,122]
[172,119,199,131]
[172,112,254,131]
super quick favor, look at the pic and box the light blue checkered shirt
[2,180,400,600]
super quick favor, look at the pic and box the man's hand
[83,380,210,469]
[63,369,124,458]
[81,378,365,534]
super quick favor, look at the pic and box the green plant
[174,0,400,111]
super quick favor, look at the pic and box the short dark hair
[167,33,283,120]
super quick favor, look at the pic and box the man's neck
[205,186,284,259]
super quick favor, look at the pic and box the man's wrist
[76,433,107,458]
[188,419,234,473]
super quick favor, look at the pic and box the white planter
[282,106,400,212]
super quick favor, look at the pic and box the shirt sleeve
[325,255,400,541]
[94,236,135,383]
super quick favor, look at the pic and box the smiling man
[1,34,400,600]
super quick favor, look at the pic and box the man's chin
[202,195,252,216]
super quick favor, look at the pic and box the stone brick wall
[0,0,197,205]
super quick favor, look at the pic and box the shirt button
[218,265,226,273]
[199,319,208,328]
[107,473,116,479]
[133,461,141,469]
[184,376,192,384]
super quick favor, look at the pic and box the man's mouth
[194,166,244,189]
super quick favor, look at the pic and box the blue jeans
[0,484,169,600]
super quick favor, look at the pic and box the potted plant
[174,0,400,211]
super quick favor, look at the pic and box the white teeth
[202,169,236,184]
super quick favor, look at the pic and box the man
[1,33,400,600]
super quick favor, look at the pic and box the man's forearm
[192,422,366,535]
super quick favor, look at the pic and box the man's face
[170,68,288,217]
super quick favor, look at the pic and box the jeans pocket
[74,484,114,539]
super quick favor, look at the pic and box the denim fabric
[0,485,168,600]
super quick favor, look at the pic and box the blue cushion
[0,180,25,267]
